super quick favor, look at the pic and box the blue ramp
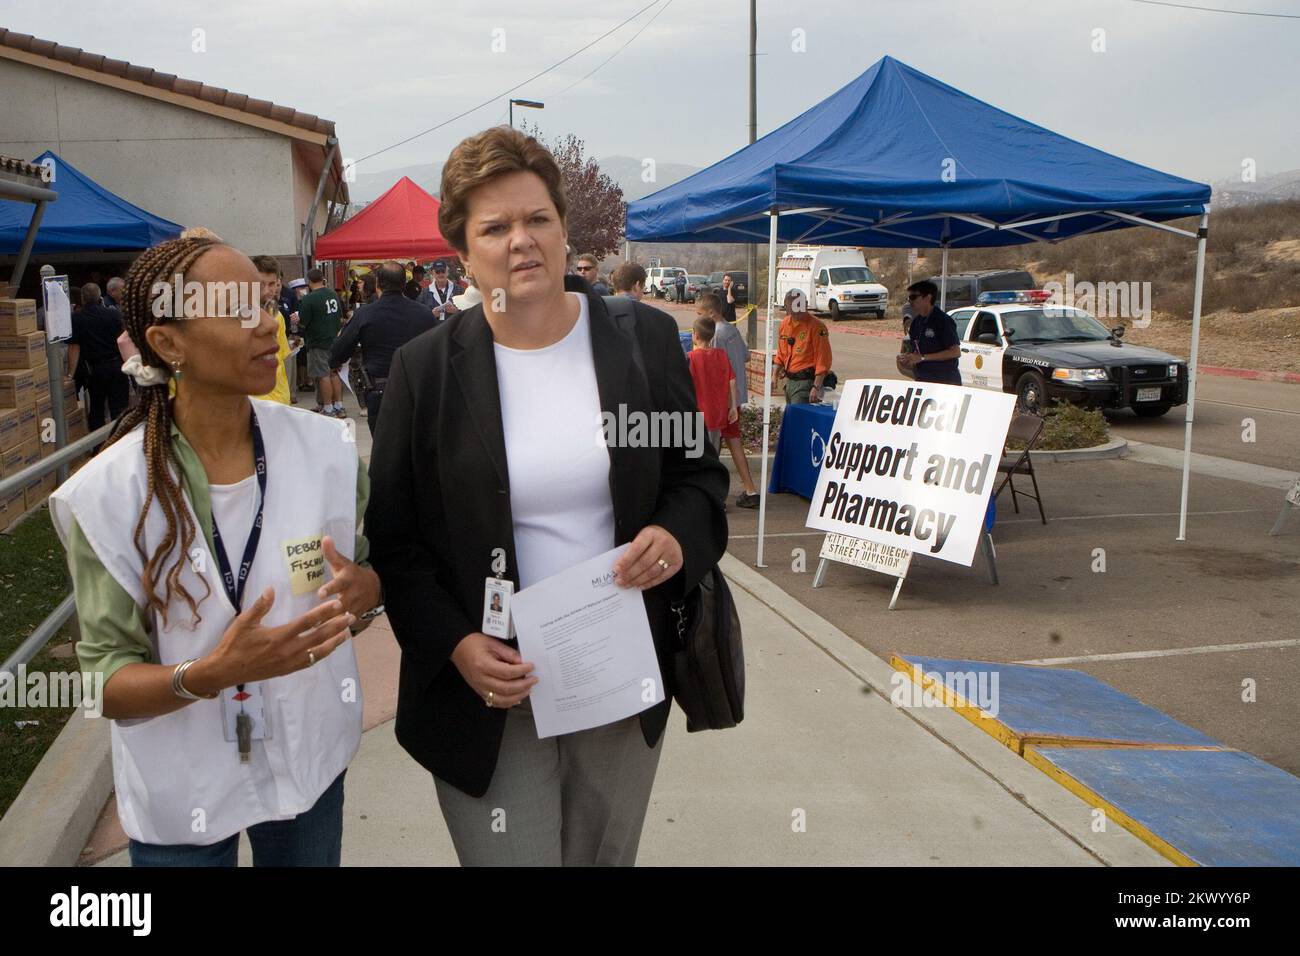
[1026,747,1300,867]
[893,655,1222,750]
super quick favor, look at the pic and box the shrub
[739,403,782,451]
[1007,403,1110,451]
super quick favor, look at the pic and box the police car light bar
[976,289,1055,305]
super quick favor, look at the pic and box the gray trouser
[434,702,664,866]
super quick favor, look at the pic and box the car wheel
[829,300,841,321]
[1132,403,1173,418]
[1016,371,1047,415]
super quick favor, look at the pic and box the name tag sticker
[482,578,514,639]
[221,682,270,742]
[283,534,326,596]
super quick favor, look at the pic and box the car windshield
[689,275,707,283]
[1002,307,1111,343]
[829,266,877,284]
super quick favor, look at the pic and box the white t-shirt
[208,473,259,591]
[494,293,616,589]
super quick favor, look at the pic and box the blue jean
[128,771,346,867]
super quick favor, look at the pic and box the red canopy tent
[314,176,459,262]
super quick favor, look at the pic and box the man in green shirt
[298,267,345,417]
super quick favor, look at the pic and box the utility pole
[746,0,759,349]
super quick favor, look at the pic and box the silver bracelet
[171,658,216,701]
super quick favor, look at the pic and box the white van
[775,245,889,320]
[644,266,686,298]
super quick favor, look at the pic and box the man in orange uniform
[774,290,832,404]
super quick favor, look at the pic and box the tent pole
[939,241,949,309]
[756,207,780,567]
[9,200,48,290]
[1177,210,1210,541]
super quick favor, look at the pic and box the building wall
[0,56,319,257]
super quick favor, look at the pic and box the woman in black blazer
[365,127,729,866]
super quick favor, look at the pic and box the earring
[170,359,183,381]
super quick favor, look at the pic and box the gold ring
[486,691,494,707]
[308,649,317,666]
[657,559,670,571]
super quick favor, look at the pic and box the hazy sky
[2,0,1296,188]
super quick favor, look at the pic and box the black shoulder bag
[603,296,746,731]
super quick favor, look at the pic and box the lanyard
[210,408,268,615]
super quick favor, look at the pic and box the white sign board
[806,379,1015,566]
[42,275,72,342]
[819,533,912,578]
[907,248,918,266]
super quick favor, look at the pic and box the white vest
[50,399,363,846]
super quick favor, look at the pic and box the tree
[521,121,625,258]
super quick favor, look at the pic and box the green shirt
[65,420,371,688]
[298,286,343,350]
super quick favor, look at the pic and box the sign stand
[1269,478,1299,536]
[813,527,998,609]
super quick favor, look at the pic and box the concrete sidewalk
[93,554,1164,867]
[84,388,1166,865]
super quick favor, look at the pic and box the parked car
[667,274,709,303]
[775,246,888,320]
[701,270,749,307]
[644,266,686,298]
[897,291,1188,417]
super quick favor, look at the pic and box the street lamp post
[509,98,545,128]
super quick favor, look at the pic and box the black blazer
[365,277,730,797]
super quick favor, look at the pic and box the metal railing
[0,421,113,678]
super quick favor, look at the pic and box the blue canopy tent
[627,56,1212,562]
[0,150,182,256]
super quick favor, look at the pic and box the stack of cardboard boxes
[746,348,783,401]
[0,298,87,531]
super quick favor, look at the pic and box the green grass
[0,505,79,820]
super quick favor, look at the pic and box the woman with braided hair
[49,235,384,866]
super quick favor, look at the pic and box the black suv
[701,271,749,306]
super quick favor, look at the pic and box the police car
[900,290,1189,417]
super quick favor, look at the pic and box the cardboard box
[0,408,18,453]
[746,349,782,399]
[17,404,39,447]
[0,330,46,370]
[31,358,51,391]
[0,438,26,476]
[24,471,56,511]
[0,367,35,409]
[0,298,37,336]
[1,488,27,530]
[66,406,88,441]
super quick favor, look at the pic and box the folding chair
[996,412,1047,524]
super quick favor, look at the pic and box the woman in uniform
[50,234,384,866]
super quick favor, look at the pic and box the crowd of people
[41,122,855,869]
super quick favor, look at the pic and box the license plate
[1136,387,1162,402]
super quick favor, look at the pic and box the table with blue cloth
[769,400,997,530]
[769,402,837,498]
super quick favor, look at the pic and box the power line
[1129,0,1300,18]
[552,0,673,98]
[354,0,664,165]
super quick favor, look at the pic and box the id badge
[221,682,270,742]
[482,578,514,638]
